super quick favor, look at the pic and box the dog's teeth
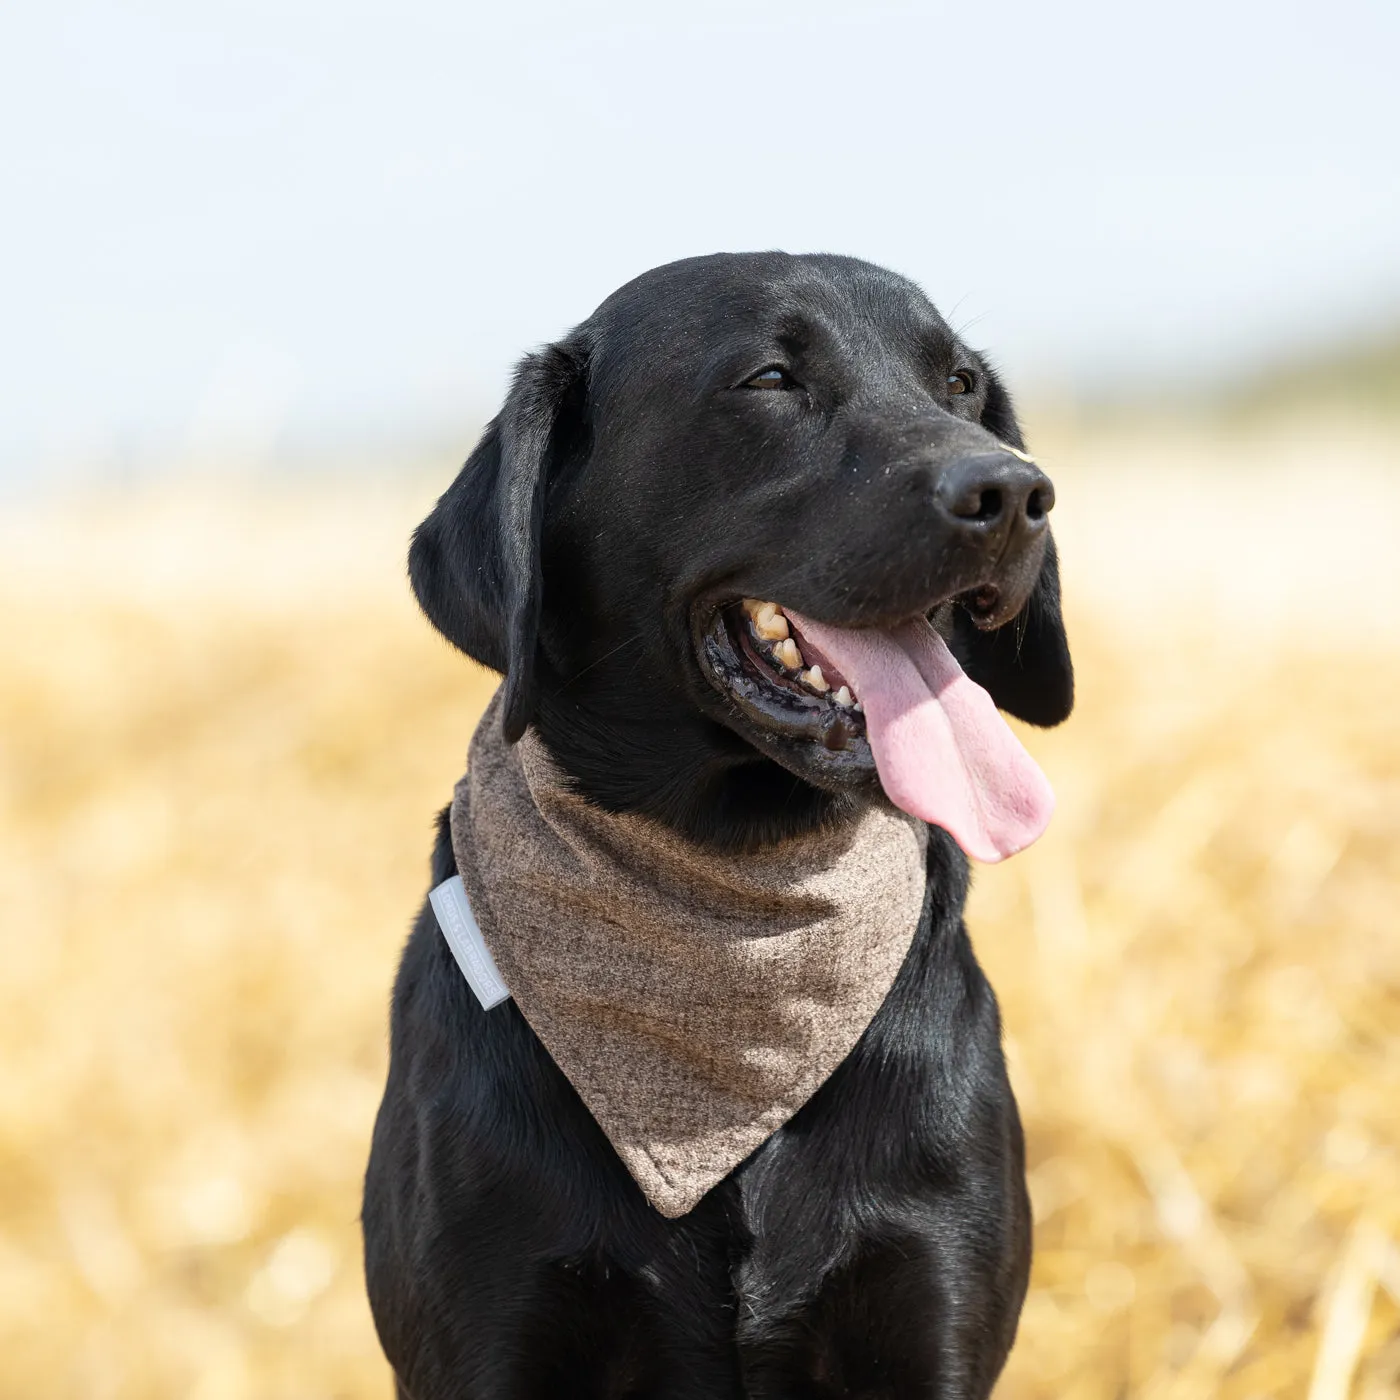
[774,638,802,670]
[852,701,863,713]
[832,685,853,708]
[754,609,789,642]
[744,599,790,639]
[801,665,829,694]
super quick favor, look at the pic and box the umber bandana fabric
[448,691,930,1217]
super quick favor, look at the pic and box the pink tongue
[785,611,1054,862]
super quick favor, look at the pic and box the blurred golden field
[2,418,1399,1399]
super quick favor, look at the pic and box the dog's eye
[947,370,976,396]
[743,367,800,391]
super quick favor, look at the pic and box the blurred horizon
[5,0,1399,495]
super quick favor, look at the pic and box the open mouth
[696,595,1056,863]
[697,588,1004,750]
[698,599,871,756]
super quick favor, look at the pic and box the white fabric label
[429,875,512,1010]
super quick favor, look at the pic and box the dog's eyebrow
[772,311,816,350]
[703,314,827,384]
[907,331,976,379]
[702,339,799,387]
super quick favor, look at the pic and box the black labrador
[363,252,1073,1399]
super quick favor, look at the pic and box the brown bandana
[448,690,929,1217]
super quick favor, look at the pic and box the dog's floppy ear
[408,340,586,742]
[951,363,1075,727]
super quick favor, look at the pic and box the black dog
[363,252,1073,1399]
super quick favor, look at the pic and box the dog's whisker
[554,631,646,691]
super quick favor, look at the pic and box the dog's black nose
[935,454,1054,536]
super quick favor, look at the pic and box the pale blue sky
[4,0,1398,484]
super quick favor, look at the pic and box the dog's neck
[451,694,930,1214]
[530,693,862,852]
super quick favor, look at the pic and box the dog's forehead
[586,252,958,373]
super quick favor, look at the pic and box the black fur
[365,252,1074,1398]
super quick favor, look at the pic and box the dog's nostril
[943,485,1004,521]
[937,454,1053,530]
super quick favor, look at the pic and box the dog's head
[411,252,1073,851]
